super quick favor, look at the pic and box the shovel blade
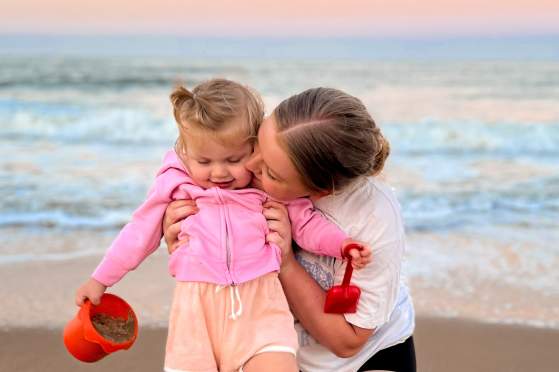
[324,285,361,313]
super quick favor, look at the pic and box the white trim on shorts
[164,367,215,372]
[238,345,297,372]
[254,345,297,356]
[164,346,297,372]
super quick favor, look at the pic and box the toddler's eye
[227,158,241,164]
[197,160,210,165]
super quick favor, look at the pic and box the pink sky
[2,0,558,36]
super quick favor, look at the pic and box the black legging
[357,336,416,372]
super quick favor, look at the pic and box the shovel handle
[341,243,364,287]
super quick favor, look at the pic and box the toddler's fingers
[352,263,364,269]
[347,248,361,261]
[352,260,365,269]
[75,294,86,307]
[90,294,102,306]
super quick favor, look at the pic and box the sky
[1,0,559,37]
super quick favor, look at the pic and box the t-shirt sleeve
[334,183,406,329]
[340,238,404,329]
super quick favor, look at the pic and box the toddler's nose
[211,164,229,179]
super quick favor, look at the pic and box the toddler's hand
[343,239,372,269]
[75,278,107,307]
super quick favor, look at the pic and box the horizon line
[1,32,558,40]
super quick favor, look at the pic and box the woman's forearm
[278,255,373,357]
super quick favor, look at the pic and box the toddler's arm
[92,166,191,287]
[286,198,348,259]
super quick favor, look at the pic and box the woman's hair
[170,78,264,162]
[273,87,390,193]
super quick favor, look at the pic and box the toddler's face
[183,135,253,190]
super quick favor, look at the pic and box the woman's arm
[263,201,374,358]
[279,254,373,357]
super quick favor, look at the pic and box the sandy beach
[2,318,558,372]
[1,250,558,372]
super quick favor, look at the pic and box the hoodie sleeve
[286,198,347,259]
[92,154,193,286]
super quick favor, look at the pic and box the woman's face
[246,116,320,201]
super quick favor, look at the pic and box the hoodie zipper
[216,188,235,285]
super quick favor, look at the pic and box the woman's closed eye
[266,167,278,181]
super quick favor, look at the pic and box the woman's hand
[163,200,198,254]
[263,200,295,267]
[75,278,107,306]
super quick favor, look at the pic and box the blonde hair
[274,87,390,193]
[170,78,264,163]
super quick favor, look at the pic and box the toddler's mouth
[211,180,234,188]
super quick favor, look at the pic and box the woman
[163,87,416,372]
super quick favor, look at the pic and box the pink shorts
[164,272,298,372]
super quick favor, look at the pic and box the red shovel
[324,243,363,314]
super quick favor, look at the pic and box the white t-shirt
[295,176,415,372]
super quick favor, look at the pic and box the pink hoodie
[93,150,347,287]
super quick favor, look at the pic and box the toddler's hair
[273,87,390,193]
[170,78,264,161]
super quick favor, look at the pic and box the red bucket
[63,293,138,362]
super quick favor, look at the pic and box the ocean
[1,35,558,327]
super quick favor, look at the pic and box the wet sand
[2,317,559,372]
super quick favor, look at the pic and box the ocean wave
[0,99,177,145]
[401,186,559,232]
[384,119,559,155]
[0,57,246,89]
[0,210,129,229]
[2,97,558,156]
